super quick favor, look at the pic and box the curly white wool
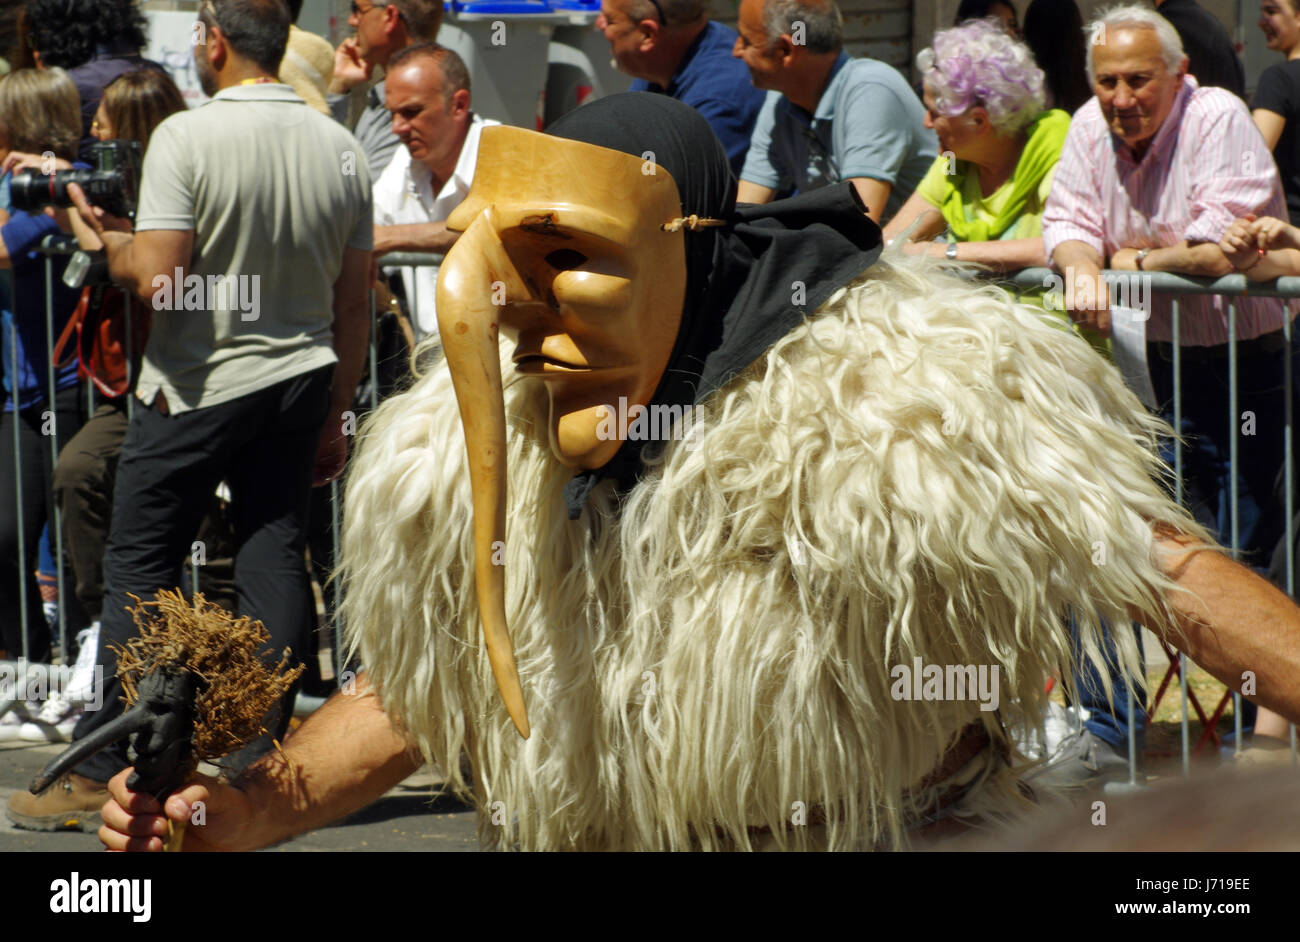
[338,254,1209,850]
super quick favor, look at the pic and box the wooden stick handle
[163,818,188,852]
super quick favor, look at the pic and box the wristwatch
[1135,248,1151,270]
[945,242,958,261]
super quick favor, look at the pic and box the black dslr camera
[9,139,142,221]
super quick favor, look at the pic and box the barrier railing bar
[124,288,133,423]
[10,310,28,661]
[1171,296,1191,777]
[1228,300,1243,758]
[1288,304,1298,764]
[379,252,443,269]
[44,254,67,662]
[330,477,341,685]
[1007,267,1300,298]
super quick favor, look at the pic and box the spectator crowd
[0,0,1297,831]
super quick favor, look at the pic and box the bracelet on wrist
[1238,248,1266,273]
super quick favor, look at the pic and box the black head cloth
[544,94,883,517]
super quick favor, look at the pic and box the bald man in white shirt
[372,43,500,340]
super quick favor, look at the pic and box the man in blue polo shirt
[597,0,766,176]
[733,0,935,223]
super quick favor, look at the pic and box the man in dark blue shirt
[596,0,766,176]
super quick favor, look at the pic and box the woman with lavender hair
[882,19,1068,274]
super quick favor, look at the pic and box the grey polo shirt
[329,80,402,179]
[740,54,937,220]
[133,83,373,413]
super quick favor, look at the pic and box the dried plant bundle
[113,589,305,759]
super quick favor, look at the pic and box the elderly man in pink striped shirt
[1044,4,1292,570]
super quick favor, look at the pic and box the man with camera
[5,0,373,830]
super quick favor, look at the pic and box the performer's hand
[99,768,251,852]
[1064,262,1111,334]
[330,38,373,94]
[313,411,350,486]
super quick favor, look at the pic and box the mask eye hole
[545,249,588,271]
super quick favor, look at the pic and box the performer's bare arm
[1150,534,1300,725]
[98,672,421,852]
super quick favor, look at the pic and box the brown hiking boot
[6,772,108,832]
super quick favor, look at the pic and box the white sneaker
[18,690,82,742]
[63,624,99,704]
[0,703,35,742]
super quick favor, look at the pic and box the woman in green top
[883,18,1069,273]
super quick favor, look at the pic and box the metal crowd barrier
[3,251,1297,786]
[1007,267,1299,780]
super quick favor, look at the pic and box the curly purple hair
[917,18,1045,134]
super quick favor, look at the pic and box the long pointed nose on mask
[436,125,688,741]
[437,207,534,739]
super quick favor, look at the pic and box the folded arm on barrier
[1113,240,1234,279]
[1049,239,1111,333]
[374,222,459,256]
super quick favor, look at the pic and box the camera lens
[9,171,56,214]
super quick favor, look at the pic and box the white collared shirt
[373,112,500,339]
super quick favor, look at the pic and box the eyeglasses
[645,0,666,24]
[352,1,406,25]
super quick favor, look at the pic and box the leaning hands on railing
[1220,213,1300,281]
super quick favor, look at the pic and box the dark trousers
[73,366,331,781]
[52,400,128,622]
[0,384,86,661]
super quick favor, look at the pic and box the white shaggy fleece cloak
[338,257,1206,850]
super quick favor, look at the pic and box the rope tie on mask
[661,215,727,233]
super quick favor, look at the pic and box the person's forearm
[1143,240,1234,278]
[735,180,775,205]
[1148,535,1300,724]
[100,230,150,300]
[329,289,370,416]
[921,237,1047,272]
[882,201,943,244]
[1051,239,1103,274]
[229,675,421,851]
[374,223,458,256]
[1243,248,1300,281]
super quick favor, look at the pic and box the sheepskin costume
[338,255,1205,851]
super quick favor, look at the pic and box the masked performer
[100,95,1300,852]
